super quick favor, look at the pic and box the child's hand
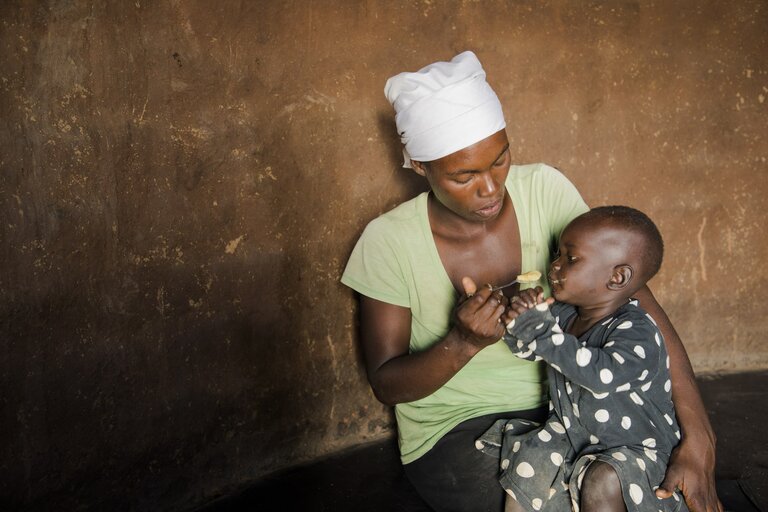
[502,286,554,327]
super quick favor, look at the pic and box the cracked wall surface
[1,1,766,510]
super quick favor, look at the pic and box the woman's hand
[656,433,723,511]
[452,277,507,350]
[502,286,554,326]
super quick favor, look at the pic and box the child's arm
[503,303,662,394]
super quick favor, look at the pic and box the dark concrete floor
[196,370,768,512]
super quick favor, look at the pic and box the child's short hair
[582,206,664,281]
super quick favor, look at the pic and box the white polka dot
[634,345,646,358]
[563,416,571,429]
[643,438,657,448]
[505,423,515,432]
[506,319,516,330]
[611,352,625,364]
[572,404,580,417]
[501,458,510,470]
[630,299,639,306]
[516,339,524,349]
[549,488,557,498]
[621,416,632,429]
[549,402,554,411]
[551,421,566,434]
[600,369,614,384]
[595,409,610,422]
[566,382,573,394]
[551,363,562,373]
[673,492,680,502]
[505,488,516,499]
[639,369,649,381]
[646,313,657,325]
[602,317,614,326]
[550,452,564,465]
[592,391,608,399]
[664,414,673,425]
[612,452,627,461]
[605,340,615,347]
[654,332,661,345]
[629,483,644,504]
[519,349,533,359]
[616,383,630,392]
[641,382,652,392]
[475,440,485,449]
[576,347,592,366]
[557,389,561,398]
[664,379,671,393]
[516,461,535,478]
[618,320,633,329]
[513,441,521,453]
[528,340,537,352]
[552,333,564,345]
[535,322,544,330]
[532,498,543,510]
[538,430,552,442]
[630,392,644,405]
[644,448,658,462]
[636,458,646,471]
[665,355,670,368]
[536,302,549,311]
[533,354,543,362]
[590,435,600,444]
[675,430,681,439]
[553,322,562,333]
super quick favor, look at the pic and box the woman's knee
[580,461,626,512]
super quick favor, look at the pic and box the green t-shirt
[341,163,588,463]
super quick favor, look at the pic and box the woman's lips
[475,198,503,218]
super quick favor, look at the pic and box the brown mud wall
[1,1,766,510]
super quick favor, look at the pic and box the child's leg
[580,461,627,512]
[504,493,528,512]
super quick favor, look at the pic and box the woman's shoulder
[507,162,568,183]
[359,192,428,241]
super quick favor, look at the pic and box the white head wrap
[384,51,506,168]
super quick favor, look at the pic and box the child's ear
[608,265,633,290]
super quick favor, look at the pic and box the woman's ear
[411,160,428,177]
[608,265,633,290]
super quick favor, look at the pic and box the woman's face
[415,130,511,222]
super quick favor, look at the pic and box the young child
[476,206,687,512]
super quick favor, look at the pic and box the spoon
[489,270,542,292]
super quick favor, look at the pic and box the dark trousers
[403,407,548,512]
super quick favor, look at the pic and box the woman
[341,51,720,512]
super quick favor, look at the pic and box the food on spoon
[516,270,541,283]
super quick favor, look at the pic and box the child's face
[548,219,634,306]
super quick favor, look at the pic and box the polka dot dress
[476,301,687,511]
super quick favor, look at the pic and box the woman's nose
[478,172,499,196]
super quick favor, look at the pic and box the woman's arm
[634,285,722,512]
[359,279,505,406]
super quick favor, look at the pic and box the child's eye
[567,255,577,263]
[453,176,473,184]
